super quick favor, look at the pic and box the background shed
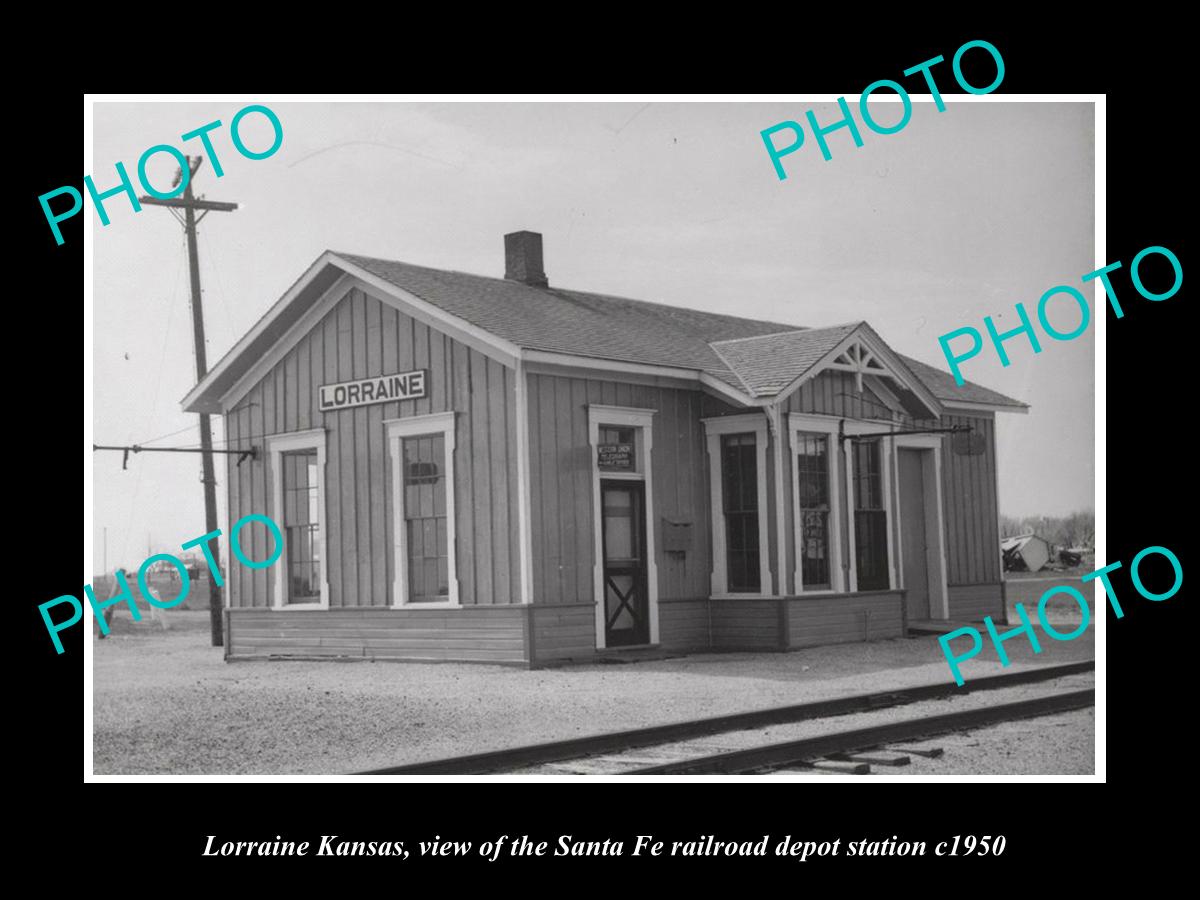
[1000,533,1051,573]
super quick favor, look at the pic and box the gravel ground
[92,610,1095,775]
[1005,575,1097,624]
[866,708,1094,775]
[514,673,1095,775]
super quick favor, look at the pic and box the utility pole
[140,156,238,647]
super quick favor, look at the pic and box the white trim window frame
[266,428,330,610]
[385,412,460,609]
[892,432,951,619]
[843,419,897,593]
[702,414,773,599]
[587,404,659,649]
[787,414,845,594]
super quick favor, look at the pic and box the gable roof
[182,249,1027,415]
[710,324,861,396]
[338,253,794,389]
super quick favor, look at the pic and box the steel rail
[354,659,1094,775]
[627,689,1094,775]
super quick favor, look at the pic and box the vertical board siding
[452,340,475,605]
[322,310,342,609]
[251,381,269,607]
[938,413,1000,586]
[225,411,241,608]
[225,286,520,609]
[526,374,713,607]
[785,370,889,421]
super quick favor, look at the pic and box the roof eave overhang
[943,399,1030,415]
[521,348,759,408]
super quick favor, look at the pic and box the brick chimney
[504,231,548,288]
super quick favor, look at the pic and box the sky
[91,100,1095,573]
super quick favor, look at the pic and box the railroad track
[355,660,1094,776]
[626,689,1092,774]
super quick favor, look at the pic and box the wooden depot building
[183,232,1027,665]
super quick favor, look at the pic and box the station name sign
[319,370,427,412]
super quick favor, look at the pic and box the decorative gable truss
[760,325,944,422]
[828,340,889,393]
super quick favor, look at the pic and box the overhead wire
[119,231,188,565]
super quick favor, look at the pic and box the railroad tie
[829,751,911,767]
[799,760,871,775]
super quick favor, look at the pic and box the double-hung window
[386,412,459,607]
[852,439,889,591]
[266,429,329,609]
[703,415,771,596]
[788,414,848,594]
[795,432,832,590]
[282,449,321,603]
[721,434,761,592]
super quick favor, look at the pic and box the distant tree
[999,510,1094,548]
[1060,510,1094,548]
[1000,515,1024,538]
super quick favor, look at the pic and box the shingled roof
[898,354,1028,409]
[710,324,862,396]
[338,253,795,390]
[183,246,1026,414]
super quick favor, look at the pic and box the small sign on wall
[319,370,427,412]
[952,431,986,456]
[662,517,693,553]
[598,443,633,469]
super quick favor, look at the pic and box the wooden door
[601,480,650,647]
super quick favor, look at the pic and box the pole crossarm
[138,196,239,212]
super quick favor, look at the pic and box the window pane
[796,433,830,589]
[854,440,883,511]
[720,434,759,592]
[281,448,320,603]
[603,490,636,561]
[853,439,888,590]
[402,433,449,603]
